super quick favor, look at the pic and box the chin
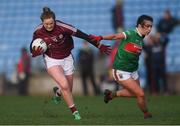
[47,29,53,31]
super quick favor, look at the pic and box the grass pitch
[0,95,180,125]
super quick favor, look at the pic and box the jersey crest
[124,42,142,54]
[50,34,64,44]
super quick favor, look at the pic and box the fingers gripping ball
[32,38,47,53]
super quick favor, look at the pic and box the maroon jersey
[32,20,77,59]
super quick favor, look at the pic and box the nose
[47,25,52,28]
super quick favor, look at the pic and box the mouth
[47,28,53,31]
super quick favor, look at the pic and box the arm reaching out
[87,33,125,55]
[74,30,112,55]
[74,30,100,47]
[88,32,125,41]
[102,32,125,40]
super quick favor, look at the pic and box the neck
[136,28,143,37]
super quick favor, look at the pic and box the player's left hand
[98,44,112,55]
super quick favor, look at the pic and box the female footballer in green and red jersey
[92,15,153,119]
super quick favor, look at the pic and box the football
[32,38,47,52]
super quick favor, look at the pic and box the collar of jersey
[135,28,143,37]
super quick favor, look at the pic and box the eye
[144,24,152,28]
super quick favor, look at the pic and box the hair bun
[43,7,51,13]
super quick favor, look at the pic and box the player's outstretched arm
[88,32,125,41]
[102,32,125,40]
[74,30,112,55]
[74,29,100,47]
[88,34,112,55]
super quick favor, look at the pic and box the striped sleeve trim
[56,22,77,32]
[122,32,127,39]
[113,69,119,81]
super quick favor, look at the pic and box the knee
[136,91,145,98]
[57,80,69,91]
[60,84,69,91]
[56,79,70,92]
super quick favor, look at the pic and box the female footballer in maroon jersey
[30,7,111,120]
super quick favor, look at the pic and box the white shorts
[44,54,74,75]
[112,69,139,81]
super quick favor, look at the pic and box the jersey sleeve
[32,31,41,41]
[123,29,132,40]
[56,20,77,35]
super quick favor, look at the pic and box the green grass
[0,95,180,125]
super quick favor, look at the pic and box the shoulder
[124,29,135,34]
[123,29,135,39]
[56,20,72,26]
[56,20,77,32]
[127,29,136,33]
[33,23,43,34]
[56,20,75,28]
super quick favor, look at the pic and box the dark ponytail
[43,7,51,13]
[40,6,56,21]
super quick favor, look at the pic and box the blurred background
[0,0,180,96]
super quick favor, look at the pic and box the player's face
[43,17,55,31]
[140,20,153,36]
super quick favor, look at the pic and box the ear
[137,24,142,29]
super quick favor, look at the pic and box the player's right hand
[89,35,103,43]
[31,46,43,57]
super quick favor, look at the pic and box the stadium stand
[123,0,180,72]
[0,0,115,79]
[0,0,179,81]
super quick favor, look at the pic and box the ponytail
[40,6,56,21]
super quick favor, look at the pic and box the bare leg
[116,79,140,97]
[116,89,136,97]
[116,78,148,112]
[47,65,74,107]
[66,74,73,92]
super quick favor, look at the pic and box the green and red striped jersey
[113,28,144,72]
